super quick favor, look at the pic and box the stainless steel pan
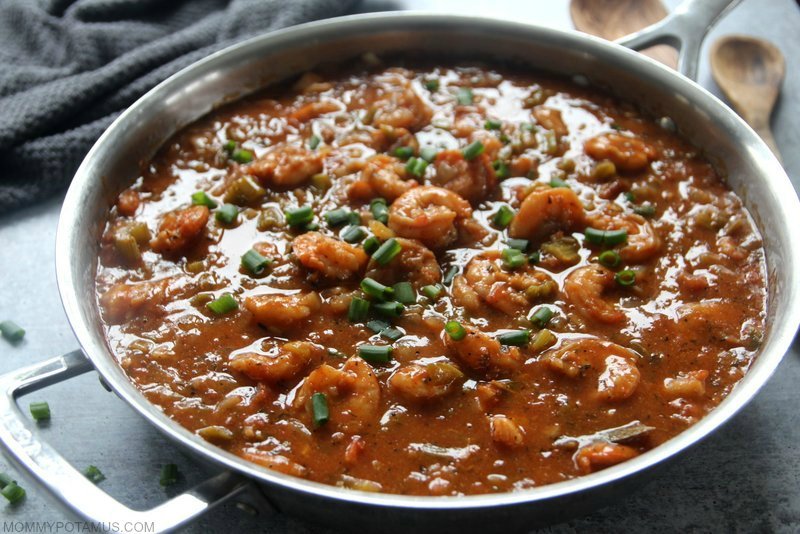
[2,0,798,531]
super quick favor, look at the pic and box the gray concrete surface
[1,0,798,532]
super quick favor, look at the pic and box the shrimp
[150,205,209,254]
[388,186,472,249]
[248,145,323,188]
[574,442,639,474]
[584,133,656,173]
[241,449,307,477]
[294,356,380,433]
[389,361,464,402]
[292,232,368,281]
[370,72,432,131]
[229,341,323,384]
[586,207,661,264]
[349,154,418,202]
[289,100,340,122]
[532,107,568,137]
[365,237,441,289]
[116,188,140,216]
[245,291,321,331]
[453,251,557,316]
[509,187,586,243]
[543,338,641,402]
[431,147,497,204]
[663,370,708,398]
[564,266,626,324]
[443,325,522,376]
[489,415,525,448]
[100,278,170,324]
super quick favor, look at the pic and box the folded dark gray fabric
[0,0,358,211]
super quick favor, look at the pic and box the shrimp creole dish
[96,60,767,495]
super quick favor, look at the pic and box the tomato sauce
[95,61,767,496]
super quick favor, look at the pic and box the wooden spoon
[710,35,785,161]
[570,0,678,68]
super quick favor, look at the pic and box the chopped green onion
[370,198,389,224]
[160,464,179,487]
[421,284,443,301]
[611,123,623,131]
[327,348,347,359]
[380,327,404,342]
[0,321,25,343]
[531,328,557,352]
[304,222,320,232]
[550,177,569,188]
[485,119,502,130]
[507,238,529,251]
[443,266,459,285]
[543,130,558,155]
[0,473,13,488]
[215,203,239,224]
[424,79,440,91]
[348,297,370,322]
[206,294,238,315]
[405,157,429,177]
[285,205,314,227]
[372,238,402,266]
[29,401,50,422]
[616,269,637,286]
[529,250,541,264]
[420,146,438,162]
[358,345,393,364]
[374,301,404,317]
[83,465,106,484]
[366,320,404,341]
[598,250,621,268]
[363,236,381,255]
[1,481,25,504]
[361,277,394,300]
[493,160,510,179]
[324,208,353,227]
[366,319,390,334]
[445,320,466,341]
[633,203,656,217]
[462,140,485,161]
[456,87,473,105]
[584,227,628,247]
[394,146,414,160]
[492,205,515,229]
[625,191,636,202]
[231,148,254,164]
[341,225,366,244]
[311,173,332,191]
[497,329,530,346]
[502,248,527,269]
[241,249,271,275]
[309,134,321,149]
[311,392,329,428]
[224,140,237,152]
[392,282,416,304]
[191,191,218,209]
[530,306,554,328]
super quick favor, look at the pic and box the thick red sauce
[96,62,767,496]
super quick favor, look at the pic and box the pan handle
[0,350,251,533]
[615,0,742,81]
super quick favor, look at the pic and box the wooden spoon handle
[752,124,783,164]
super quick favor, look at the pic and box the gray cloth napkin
[0,0,358,211]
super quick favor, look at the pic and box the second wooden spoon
[710,35,785,162]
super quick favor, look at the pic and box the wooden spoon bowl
[710,35,785,161]
[570,0,678,68]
